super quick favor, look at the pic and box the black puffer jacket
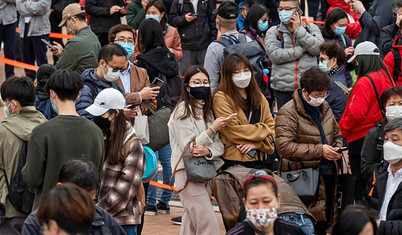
[365,161,402,235]
[361,118,387,178]
[85,0,126,34]
[169,0,217,50]
[379,23,400,57]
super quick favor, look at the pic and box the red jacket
[383,34,402,86]
[327,2,361,39]
[339,69,395,142]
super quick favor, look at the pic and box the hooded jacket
[22,206,126,235]
[0,107,47,219]
[76,68,123,121]
[383,34,402,86]
[265,22,324,92]
[34,87,57,120]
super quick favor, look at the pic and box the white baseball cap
[85,88,126,116]
[347,41,380,63]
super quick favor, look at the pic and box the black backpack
[391,48,402,83]
[156,72,182,109]
[1,141,36,214]
[214,34,270,97]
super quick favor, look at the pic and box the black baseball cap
[216,1,239,19]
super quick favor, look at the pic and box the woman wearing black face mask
[85,88,145,235]
[168,65,232,234]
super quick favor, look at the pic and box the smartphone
[334,81,350,95]
[41,39,57,51]
[246,149,257,158]
[336,146,348,153]
[151,77,164,87]
[190,13,198,16]
[227,113,237,118]
[126,102,142,109]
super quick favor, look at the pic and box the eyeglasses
[114,38,135,45]
[277,7,297,11]
[310,91,330,99]
[105,62,126,73]
[187,81,210,87]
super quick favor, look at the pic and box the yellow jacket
[213,91,275,162]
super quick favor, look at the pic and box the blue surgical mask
[319,61,331,73]
[118,42,134,58]
[333,26,346,36]
[258,21,269,32]
[344,0,349,3]
[145,14,160,22]
[51,102,58,114]
[279,10,294,24]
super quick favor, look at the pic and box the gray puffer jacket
[16,0,50,37]
[265,22,324,92]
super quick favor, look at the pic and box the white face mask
[386,106,402,121]
[246,207,278,228]
[304,94,326,107]
[384,141,402,165]
[103,67,121,82]
[232,71,252,88]
[3,101,15,117]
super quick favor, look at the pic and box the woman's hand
[344,47,355,57]
[192,144,211,157]
[210,116,233,132]
[322,144,342,161]
[237,143,255,154]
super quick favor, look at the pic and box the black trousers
[22,24,49,79]
[347,137,365,201]
[0,22,17,79]
[274,90,294,111]
[49,11,63,64]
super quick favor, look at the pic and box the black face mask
[94,116,111,130]
[189,86,210,100]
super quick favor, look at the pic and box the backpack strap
[376,122,384,151]
[391,48,401,83]
[178,0,184,14]
[125,135,140,157]
[366,74,385,118]
[213,34,239,47]
[276,25,284,49]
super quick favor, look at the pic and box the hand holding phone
[41,39,57,51]
[336,146,348,153]
[151,77,164,87]
[227,113,237,118]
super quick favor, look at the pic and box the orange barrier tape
[302,18,325,24]
[16,28,74,39]
[0,57,38,71]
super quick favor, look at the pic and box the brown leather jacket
[275,91,343,222]
[211,166,315,230]
[116,62,157,115]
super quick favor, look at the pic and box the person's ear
[47,220,59,233]
[76,91,81,101]
[161,12,165,19]
[331,57,338,68]
[56,182,62,187]
[49,90,56,100]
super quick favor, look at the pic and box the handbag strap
[141,102,157,116]
[169,138,196,193]
[125,135,140,157]
[287,158,306,171]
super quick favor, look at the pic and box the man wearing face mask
[50,3,101,75]
[22,70,104,211]
[0,77,47,234]
[108,24,159,115]
[379,0,402,57]
[275,67,343,234]
[265,0,324,110]
[76,44,128,121]
[365,118,402,235]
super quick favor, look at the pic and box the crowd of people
[1,0,402,234]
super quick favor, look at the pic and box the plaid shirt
[97,135,145,225]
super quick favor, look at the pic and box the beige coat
[168,101,224,172]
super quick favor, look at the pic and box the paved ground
[142,206,226,235]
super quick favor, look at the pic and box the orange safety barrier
[16,28,74,39]
[302,18,325,25]
[0,57,39,71]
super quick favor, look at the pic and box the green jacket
[55,26,101,75]
[127,0,145,29]
[0,107,47,218]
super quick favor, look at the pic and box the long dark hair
[138,19,166,54]
[105,109,130,165]
[322,8,348,39]
[177,65,213,122]
[331,205,378,235]
[216,54,262,111]
[356,54,392,80]
[244,4,270,36]
[145,0,168,31]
